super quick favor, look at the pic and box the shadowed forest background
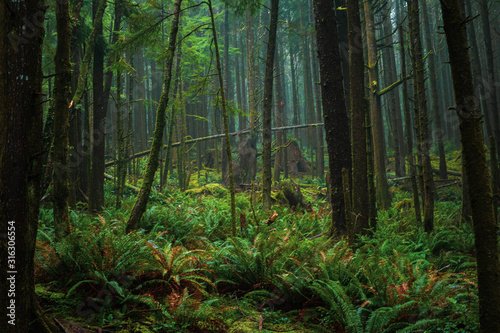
[2,0,500,332]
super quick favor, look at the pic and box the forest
[1,0,500,332]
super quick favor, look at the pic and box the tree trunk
[408,0,434,232]
[382,10,405,177]
[440,1,500,331]
[89,0,107,213]
[262,0,280,211]
[113,0,124,209]
[208,0,237,235]
[53,0,72,240]
[347,0,370,238]
[313,0,352,236]
[0,1,58,331]
[273,43,286,183]
[126,0,182,232]
[363,0,391,209]
[399,25,422,224]
[421,0,447,180]
[245,11,258,181]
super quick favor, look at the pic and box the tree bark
[408,0,434,232]
[347,0,370,238]
[0,1,58,331]
[440,0,500,331]
[421,0,447,180]
[363,0,391,209]
[382,10,405,177]
[245,11,258,181]
[89,0,107,212]
[262,0,280,211]
[399,25,422,224]
[313,0,352,236]
[53,0,72,240]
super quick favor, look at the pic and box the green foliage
[36,151,481,331]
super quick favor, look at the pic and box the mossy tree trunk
[382,11,405,178]
[114,0,124,209]
[126,0,182,233]
[347,0,369,238]
[207,0,237,235]
[53,0,72,240]
[363,0,391,210]
[313,0,352,236]
[0,1,58,331]
[399,25,422,224]
[245,11,258,181]
[262,0,280,212]
[408,0,434,232]
[440,0,500,330]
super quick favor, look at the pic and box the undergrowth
[35,170,479,332]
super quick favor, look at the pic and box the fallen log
[105,122,324,167]
[390,169,461,182]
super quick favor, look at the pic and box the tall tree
[381,7,405,177]
[53,0,72,240]
[208,0,236,234]
[440,0,500,330]
[313,0,352,236]
[347,0,370,238]
[262,0,280,211]
[399,24,422,224]
[421,0,447,180]
[126,0,182,233]
[363,0,391,209]
[89,0,107,212]
[0,1,58,331]
[245,11,258,181]
[408,0,434,232]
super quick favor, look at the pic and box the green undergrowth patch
[36,171,479,332]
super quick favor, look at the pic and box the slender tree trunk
[363,0,391,209]
[421,0,447,180]
[273,44,286,183]
[400,25,422,224]
[208,0,237,235]
[113,0,124,209]
[234,28,245,132]
[262,0,280,211]
[135,50,147,151]
[440,1,500,331]
[89,0,106,213]
[313,0,352,236]
[126,0,182,232]
[382,11,405,177]
[408,0,434,232]
[53,0,72,240]
[311,41,325,180]
[245,11,258,181]
[347,0,369,238]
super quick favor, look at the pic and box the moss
[185,183,228,197]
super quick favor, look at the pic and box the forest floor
[34,151,479,332]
